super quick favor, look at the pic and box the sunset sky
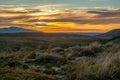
[0,0,120,33]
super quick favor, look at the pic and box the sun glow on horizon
[0,6,120,32]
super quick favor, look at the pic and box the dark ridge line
[107,36,120,42]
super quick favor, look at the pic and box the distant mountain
[0,26,38,33]
[60,32,102,36]
[99,29,120,38]
[78,32,102,36]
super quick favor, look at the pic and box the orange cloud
[0,7,120,32]
[0,13,21,18]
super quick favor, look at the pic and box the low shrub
[0,68,56,80]
[26,52,36,59]
[88,42,103,53]
[51,47,64,53]
[35,53,65,65]
[64,45,82,53]
[79,49,95,57]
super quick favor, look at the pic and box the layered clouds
[0,5,120,32]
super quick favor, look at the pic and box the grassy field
[0,33,120,80]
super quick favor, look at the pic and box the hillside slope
[99,29,120,38]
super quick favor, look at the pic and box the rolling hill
[99,29,120,38]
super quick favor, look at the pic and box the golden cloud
[0,7,120,32]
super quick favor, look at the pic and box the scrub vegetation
[0,34,120,80]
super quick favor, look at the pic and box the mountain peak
[0,26,38,33]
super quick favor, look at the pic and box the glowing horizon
[0,0,120,33]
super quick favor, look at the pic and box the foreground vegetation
[0,36,120,80]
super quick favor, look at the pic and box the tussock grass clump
[65,45,120,80]
[79,42,103,57]
[26,52,36,59]
[51,47,64,53]
[6,60,29,69]
[105,42,113,47]
[35,53,65,65]
[0,68,56,80]
[79,49,95,57]
[88,42,103,53]
[64,45,82,53]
